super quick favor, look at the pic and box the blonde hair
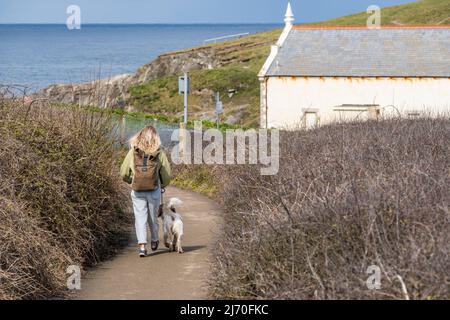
[129,125,162,155]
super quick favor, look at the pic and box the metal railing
[203,32,250,45]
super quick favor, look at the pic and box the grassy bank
[318,0,450,26]
[171,165,219,198]
[0,97,130,299]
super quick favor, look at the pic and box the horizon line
[0,22,284,25]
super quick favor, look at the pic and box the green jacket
[120,148,172,188]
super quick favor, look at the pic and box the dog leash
[158,187,165,218]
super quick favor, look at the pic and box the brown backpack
[131,148,161,192]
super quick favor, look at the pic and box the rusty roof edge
[264,75,450,79]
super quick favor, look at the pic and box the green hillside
[129,0,450,127]
[319,0,450,26]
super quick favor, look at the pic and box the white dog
[162,198,184,254]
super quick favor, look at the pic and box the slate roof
[265,26,450,78]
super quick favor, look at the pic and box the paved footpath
[75,186,221,300]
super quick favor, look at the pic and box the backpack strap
[134,148,159,164]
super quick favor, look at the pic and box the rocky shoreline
[39,45,219,110]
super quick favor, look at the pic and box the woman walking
[120,125,171,258]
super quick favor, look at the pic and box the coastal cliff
[39,30,279,127]
[40,45,226,109]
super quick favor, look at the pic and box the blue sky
[0,0,415,24]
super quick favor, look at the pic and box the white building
[259,3,450,129]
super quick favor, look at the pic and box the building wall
[264,77,450,129]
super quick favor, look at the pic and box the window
[333,104,380,122]
[302,109,319,129]
[407,111,421,118]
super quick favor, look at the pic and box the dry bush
[0,196,69,300]
[0,93,130,299]
[209,118,450,300]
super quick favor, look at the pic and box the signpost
[179,73,190,124]
[178,73,190,157]
[215,92,223,128]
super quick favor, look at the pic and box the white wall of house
[264,76,450,129]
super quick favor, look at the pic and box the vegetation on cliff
[319,0,450,26]
[130,64,263,127]
[126,28,280,127]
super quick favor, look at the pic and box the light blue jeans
[131,189,161,245]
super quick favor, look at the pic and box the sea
[0,24,280,91]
